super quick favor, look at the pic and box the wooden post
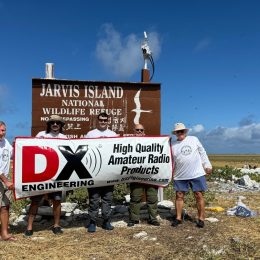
[141,69,150,83]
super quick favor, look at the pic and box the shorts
[0,181,12,207]
[173,175,208,192]
[31,191,62,203]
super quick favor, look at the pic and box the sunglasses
[50,121,62,125]
[135,129,144,132]
[99,119,108,122]
[176,130,185,134]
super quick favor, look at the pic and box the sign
[14,136,173,199]
[32,79,161,138]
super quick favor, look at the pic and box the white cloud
[192,123,260,153]
[95,24,161,78]
[194,38,211,52]
[190,124,204,133]
[239,114,255,126]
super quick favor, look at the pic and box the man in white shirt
[84,112,117,232]
[0,121,17,241]
[171,123,212,228]
[24,115,67,237]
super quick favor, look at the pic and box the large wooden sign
[32,78,161,137]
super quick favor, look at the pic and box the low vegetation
[7,155,260,259]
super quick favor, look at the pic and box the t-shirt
[171,136,212,180]
[36,131,67,138]
[84,128,118,138]
[0,138,13,177]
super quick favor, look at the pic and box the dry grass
[209,154,260,168]
[2,190,260,260]
[3,156,259,259]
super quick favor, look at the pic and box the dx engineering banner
[14,136,173,199]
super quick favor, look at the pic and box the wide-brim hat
[172,122,189,134]
[47,115,65,126]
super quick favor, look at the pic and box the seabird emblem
[131,89,152,124]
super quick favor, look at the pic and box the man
[24,115,67,237]
[128,124,160,227]
[0,121,17,241]
[171,122,212,228]
[84,112,118,232]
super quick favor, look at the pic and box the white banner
[14,136,173,199]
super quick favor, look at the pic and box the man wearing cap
[128,124,160,227]
[24,115,67,237]
[171,122,212,228]
[84,112,118,233]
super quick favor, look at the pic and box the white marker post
[45,63,55,79]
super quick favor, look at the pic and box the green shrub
[207,166,260,183]
[163,181,174,201]
[66,188,88,210]
[163,181,215,207]
[11,198,30,215]
[113,184,129,204]
[66,184,129,207]
[207,166,243,182]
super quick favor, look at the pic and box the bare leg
[194,191,205,220]
[0,206,11,240]
[175,191,185,221]
[27,201,39,231]
[52,200,61,227]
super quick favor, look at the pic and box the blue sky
[0,0,260,154]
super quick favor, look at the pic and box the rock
[65,212,73,217]
[65,216,73,222]
[238,175,260,188]
[205,217,219,223]
[31,237,46,241]
[124,194,130,203]
[133,231,148,239]
[113,205,128,214]
[73,209,85,215]
[158,200,174,209]
[60,219,70,227]
[61,202,78,213]
[12,215,28,226]
[112,220,128,227]
[142,236,157,241]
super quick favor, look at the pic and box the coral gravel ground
[1,188,260,260]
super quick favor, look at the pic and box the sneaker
[127,220,139,227]
[102,221,114,230]
[24,230,33,237]
[87,222,96,233]
[196,219,205,228]
[52,226,63,235]
[147,219,160,226]
[171,219,182,227]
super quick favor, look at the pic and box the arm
[0,142,14,189]
[0,174,14,190]
[197,138,212,174]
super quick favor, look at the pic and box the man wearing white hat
[24,115,67,237]
[171,122,212,228]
